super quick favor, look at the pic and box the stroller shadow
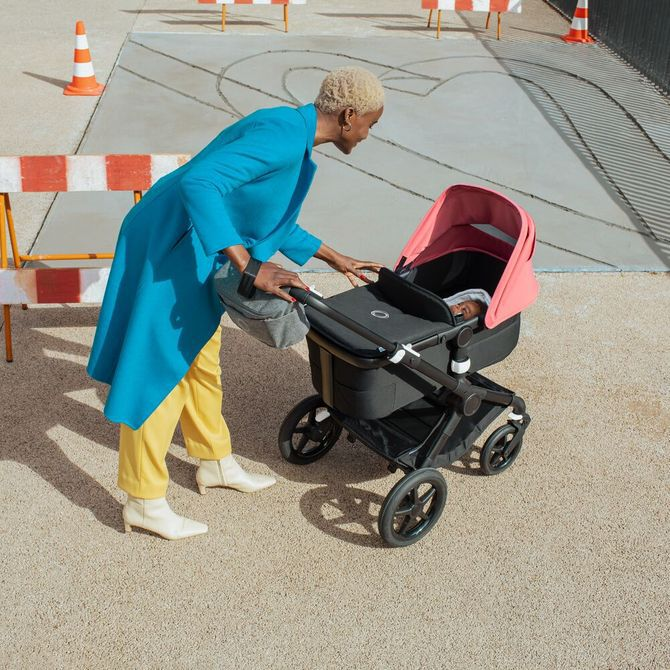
[299,485,387,548]
[447,446,485,476]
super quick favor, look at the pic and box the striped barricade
[0,268,110,305]
[0,153,190,362]
[197,0,306,33]
[422,0,522,38]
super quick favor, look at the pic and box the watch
[237,257,262,298]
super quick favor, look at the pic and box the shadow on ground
[0,303,492,547]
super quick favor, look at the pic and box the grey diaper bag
[214,263,310,349]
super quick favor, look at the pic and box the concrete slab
[29,34,670,271]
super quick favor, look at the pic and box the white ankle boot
[196,455,276,495]
[123,496,208,540]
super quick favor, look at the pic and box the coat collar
[296,103,317,157]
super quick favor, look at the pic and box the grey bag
[214,263,310,349]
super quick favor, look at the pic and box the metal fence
[546,0,670,95]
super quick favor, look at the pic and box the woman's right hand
[254,262,310,303]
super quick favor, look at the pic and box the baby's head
[449,299,485,320]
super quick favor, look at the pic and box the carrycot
[305,184,539,420]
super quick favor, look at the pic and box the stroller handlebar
[287,286,483,414]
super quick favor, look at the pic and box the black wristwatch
[237,257,262,298]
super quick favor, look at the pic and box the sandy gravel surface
[1,272,668,669]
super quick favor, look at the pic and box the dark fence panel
[546,0,670,94]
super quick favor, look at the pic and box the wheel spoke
[296,433,310,453]
[293,426,308,435]
[394,505,413,517]
[307,408,316,425]
[419,487,435,505]
[398,515,414,534]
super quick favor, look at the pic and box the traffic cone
[63,21,105,96]
[562,0,595,44]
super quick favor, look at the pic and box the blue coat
[87,104,322,429]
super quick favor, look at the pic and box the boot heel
[197,482,207,496]
[124,522,132,533]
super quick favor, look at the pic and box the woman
[87,67,385,540]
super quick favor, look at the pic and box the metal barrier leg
[221,5,226,31]
[2,194,27,311]
[284,4,288,33]
[486,11,491,29]
[427,9,432,28]
[3,305,13,362]
[0,200,13,361]
[436,10,441,38]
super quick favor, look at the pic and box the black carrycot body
[306,251,520,420]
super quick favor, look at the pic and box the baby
[443,288,491,320]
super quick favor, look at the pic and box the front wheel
[480,424,522,475]
[378,468,448,547]
[278,395,342,464]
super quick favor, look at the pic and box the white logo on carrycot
[371,310,390,319]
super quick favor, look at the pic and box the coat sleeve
[279,224,322,266]
[179,120,304,256]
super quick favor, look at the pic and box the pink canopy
[395,184,539,329]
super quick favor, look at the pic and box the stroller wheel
[480,424,522,475]
[278,395,342,464]
[379,469,447,547]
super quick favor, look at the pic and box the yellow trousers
[118,327,231,499]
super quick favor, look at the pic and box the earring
[343,123,352,132]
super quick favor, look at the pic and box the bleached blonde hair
[314,67,385,116]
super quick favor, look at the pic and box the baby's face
[449,300,483,320]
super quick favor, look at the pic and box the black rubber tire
[378,468,448,547]
[480,424,522,476]
[278,395,342,464]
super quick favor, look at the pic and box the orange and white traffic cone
[63,21,105,96]
[562,0,595,44]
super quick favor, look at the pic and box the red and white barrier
[198,0,306,5]
[0,268,110,305]
[422,0,521,11]
[0,154,190,193]
[197,0,305,31]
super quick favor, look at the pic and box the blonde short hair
[314,67,385,116]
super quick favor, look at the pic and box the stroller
[279,184,539,547]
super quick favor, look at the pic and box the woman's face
[335,107,384,155]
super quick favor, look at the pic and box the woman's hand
[254,261,310,303]
[315,244,383,287]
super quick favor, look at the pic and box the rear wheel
[480,424,522,475]
[278,395,342,464]
[378,468,448,547]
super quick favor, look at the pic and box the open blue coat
[87,104,322,429]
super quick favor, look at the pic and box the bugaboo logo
[371,310,390,319]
